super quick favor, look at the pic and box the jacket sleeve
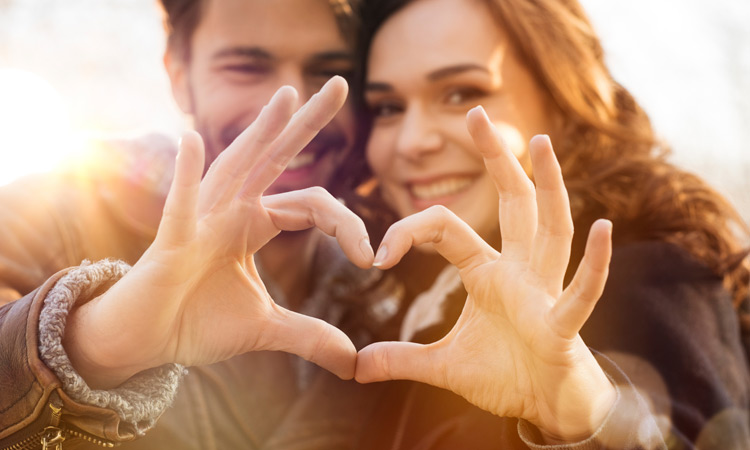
[516,352,667,449]
[576,241,750,449]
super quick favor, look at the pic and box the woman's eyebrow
[427,64,489,81]
[366,64,490,92]
[365,82,393,93]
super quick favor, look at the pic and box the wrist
[537,373,617,444]
[63,297,146,389]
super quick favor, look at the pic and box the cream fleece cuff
[38,259,185,436]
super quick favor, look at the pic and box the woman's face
[365,0,560,240]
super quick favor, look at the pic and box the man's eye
[310,68,355,81]
[444,87,486,105]
[223,64,270,75]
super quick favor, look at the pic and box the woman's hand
[64,77,374,389]
[355,106,616,442]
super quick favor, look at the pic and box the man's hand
[356,106,616,442]
[64,77,374,389]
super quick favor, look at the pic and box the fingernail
[372,245,388,267]
[360,237,374,261]
[468,105,487,120]
[477,105,488,120]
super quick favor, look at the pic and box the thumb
[355,341,441,386]
[262,306,357,380]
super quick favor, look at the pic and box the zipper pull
[48,401,63,428]
[40,426,65,450]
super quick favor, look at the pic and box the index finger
[240,76,349,199]
[373,205,498,278]
[262,187,374,268]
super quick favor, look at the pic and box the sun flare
[0,68,81,186]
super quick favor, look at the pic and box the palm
[356,107,615,440]
[133,199,278,366]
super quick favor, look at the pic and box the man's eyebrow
[309,51,353,63]
[427,64,489,81]
[212,47,273,61]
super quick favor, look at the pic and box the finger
[240,76,349,199]
[356,341,443,387]
[528,135,574,292]
[201,86,299,208]
[263,305,357,380]
[549,219,612,339]
[261,187,374,268]
[373,206,497,277]
[466,106,537,261]
[157,131,205,245]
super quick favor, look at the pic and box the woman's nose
[395,104,443,161]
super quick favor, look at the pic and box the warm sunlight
[0,68,81,186]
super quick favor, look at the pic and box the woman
[346,0,750,447]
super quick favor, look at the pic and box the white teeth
[411,177,473,200]
[286,152,316,170]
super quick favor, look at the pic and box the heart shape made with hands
[65,80,615,442]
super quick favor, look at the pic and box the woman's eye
[445,87,485,105]
[369,101,403,119]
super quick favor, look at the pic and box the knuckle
[311,324,332,359]
[538,224,574,239]
[427,204,452,218]
[378,346,393,378]
[304,186,331,204]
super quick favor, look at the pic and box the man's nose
[278,70,314,104]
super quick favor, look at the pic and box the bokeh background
[0,0,748,219]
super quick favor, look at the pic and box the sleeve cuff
[517,352,667,449]
[37,259,185,436]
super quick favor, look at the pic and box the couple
[1,0,749,449]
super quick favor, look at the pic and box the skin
[357,0,617,443]
[165,0,357,308]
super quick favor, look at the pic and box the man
[0,1,380,448]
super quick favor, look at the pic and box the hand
[356,106,616,442]
[64,77,374,389]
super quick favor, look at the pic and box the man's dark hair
[158,0,204,61]
[158,0,361,62]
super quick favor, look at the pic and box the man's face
[168,0,354,195]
